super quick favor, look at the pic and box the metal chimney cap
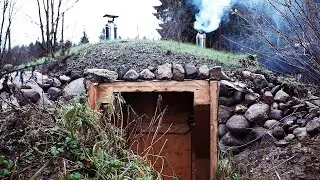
[103,14,119,18]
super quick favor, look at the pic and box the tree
[0,0,16,67]
[99,27,106,41]
[35,0,80,55]
[80,30,89,44]
[155,0,196,42]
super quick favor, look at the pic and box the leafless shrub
[0,0,17,67]
[232,0,320,84]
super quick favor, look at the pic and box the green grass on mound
[152,40,243,67]
[26,39,247,69]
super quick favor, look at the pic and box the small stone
[274,89,290,103]
[184,63,198,79]
[271,102,279,109]
[263,91,274,104]
[220,132,256,147]
[198,65,209,79]
[267,83,275,88]
[272,126,285,138]
[253,127,269,138]
[52,78,62,87]
[288,124,300,134]
[251,73,268,89]
[21,89,41,103]
[279,103,288,110]
[156,63,173,80]
[264,120,280,129]
[123,69,139,81]
[139,69,155,80]
[286,100,295,108]
[117,65,130,80]
[219,124,228,138]
[35,72,52,88]
[2,64,13,72]
[209,66,221,80]
[218,105,232,123]
[245,103,270,125]
[59,75,71,83]
[26,81,53,107]
[148,66,156,72]
[305,111,318,120]
[219,83,229,97]
[282,115,298,123]
[219,97,235,107]
[244,93,260,105]
[292,97,302,105]
[275,140,289,147]
[293,127,308,140]
[242,71,251,78]
[284,134,295,141]
[309,95,320,106]
[234,104,248,114]
[234,91,244,103]
[172,63,185,81]
[226,115,251,136]
[271,85,281,95]
[285,120,295,127]
[70,70,83,80]
[297,119,307,127]
[269,109,284,120]
[306,119,320,135]
[47,87,62,100]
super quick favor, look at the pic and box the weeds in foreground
[0,156,14,178]
[56,96,162,179]
[215,151,242,180]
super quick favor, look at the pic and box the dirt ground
[234,135,320,180]
[0,106,64,179]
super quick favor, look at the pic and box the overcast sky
[11,0,162,46]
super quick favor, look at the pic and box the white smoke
[191,0,235,33]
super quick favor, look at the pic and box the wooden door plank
[210,81,219,180]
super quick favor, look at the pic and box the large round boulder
[306,119,320,135]
[245,103,270,125]
[274,89,290,103]
[63,78,86,97]
[84,69,118,82]
[184,63,198,79]
[172,63,185,81]
[156,63,173,80]
[226,115,251,136]
[139,69,155,80]
[123,69,139,81]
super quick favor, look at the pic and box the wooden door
[123,92,194,180]
[130,130,192,180]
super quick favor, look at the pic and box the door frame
[88,80,219,180]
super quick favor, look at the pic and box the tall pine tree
[80,30,89,44]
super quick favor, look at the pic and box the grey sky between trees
[11,0,161,45]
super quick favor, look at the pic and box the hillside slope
[43,40,246,75]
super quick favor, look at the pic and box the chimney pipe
[196,31,206,48]
[103,14,119,40]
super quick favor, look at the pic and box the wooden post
[88,83,98,110]
[210,81,219,180]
